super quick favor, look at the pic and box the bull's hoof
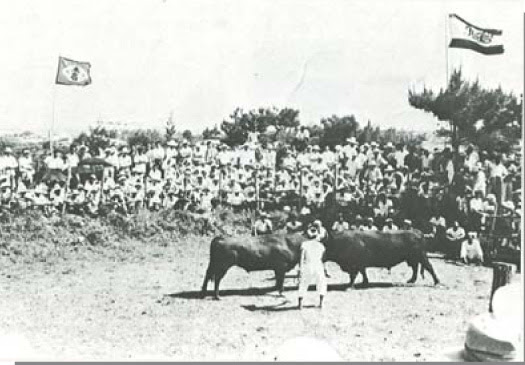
[213,296,221,301]
[407,279,416,284]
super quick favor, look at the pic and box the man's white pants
[298,264,327,298]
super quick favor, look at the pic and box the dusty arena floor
[0,236,502,361]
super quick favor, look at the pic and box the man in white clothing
[460,232,484,265]
[298,237,327,309]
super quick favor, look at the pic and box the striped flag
[448,14,504,55]
[55,56,92,86]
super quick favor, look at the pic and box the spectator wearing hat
[382,217,399,232]
[228,184,244,213]
[199,186,214,212]
[402,219,413,230]
[252,211,273,236]
[179,140,193,163]
[343,137,358,160]
[349,214,362,230]
[460,232,483,265]
[104,147,119,177]
[360,217,378,231]
[165,140,178,159]
[118,147,132,174]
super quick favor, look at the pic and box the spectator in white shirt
[331,213,349,232]
[47,150,65,171]
[360,217,378,231]
[446,220,466,259]
[382,217,399,232]
[18,150,34,184]
[460,231,483,265]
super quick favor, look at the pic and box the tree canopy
[220,107,300,146]
[408,69,522,152]
[71,127,117,154]
[318,115,359,147]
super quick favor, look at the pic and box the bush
[0,207,275,264]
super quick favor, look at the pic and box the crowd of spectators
[0,129,521,260]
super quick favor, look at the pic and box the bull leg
[420,254,440,285]
[407,262,418,284]
[213,268,229,300]
[201,266,213,298]
[275,269,286,295]
[347,268,358,289]
[360,269,369,287]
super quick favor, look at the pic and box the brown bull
[325,230,440,287]
[201,233,305,299]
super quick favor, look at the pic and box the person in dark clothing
[404,147,422,173]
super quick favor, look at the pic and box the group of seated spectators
[0,130,521,262]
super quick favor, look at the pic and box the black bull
[201,230,439,299]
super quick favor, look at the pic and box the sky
[0,0,522,136]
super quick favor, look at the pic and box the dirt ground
[0,236,504,361]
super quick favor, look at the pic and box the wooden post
[334,163,338,205]
[489,262,515,313]
[255,165,260,211]
[218,166,223,205]
[298,168,303,211]
[62,166,71,214]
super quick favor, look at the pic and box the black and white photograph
[0,0,523,361]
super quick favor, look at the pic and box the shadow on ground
[165,281,414,302]
[241,303,319,312]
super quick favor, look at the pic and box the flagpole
[50,83,57,155]
[445,13,457,152]
[445,13,449,89]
